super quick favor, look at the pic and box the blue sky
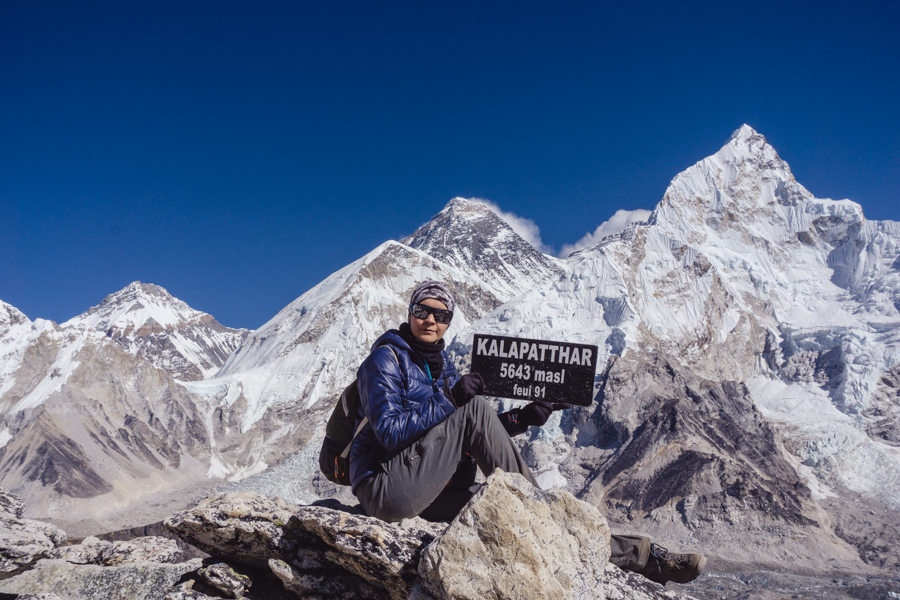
[2,1,898,329]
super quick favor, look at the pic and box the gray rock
[198,562,251,598]
[164,579,222,600]
[419,470,612,600]
[0,557,201,600]
[51,535,181,566]
[0,491,67,579]
[0,488,25,518]
[50,536,108,564]
[164,484,695,600]
[99,536,181,566]
[268,557,383,599]
[164,491,445,600]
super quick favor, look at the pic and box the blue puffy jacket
[348,329,459,492]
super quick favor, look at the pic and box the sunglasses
[409,303,454,324]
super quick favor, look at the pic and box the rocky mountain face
[65,281,249,382]
[0,310,210,525]
[401,197,565,299]
[0,290,265,532]
[451,126,900,573]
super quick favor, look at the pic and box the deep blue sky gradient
[2,1,898,329]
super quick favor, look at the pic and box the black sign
[470,334,599,406]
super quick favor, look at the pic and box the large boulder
[418,470,611,599]
[418,471,696,600]
[164,493,446,600]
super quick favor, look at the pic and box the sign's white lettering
[475,339,593,366]
[470,334,599,406]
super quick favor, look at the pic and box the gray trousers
[354,395,650,571]
[355,396,538,523]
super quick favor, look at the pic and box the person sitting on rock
[348,280,706,586]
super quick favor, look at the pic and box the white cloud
[560,209,652,258]
[467,198,554,255]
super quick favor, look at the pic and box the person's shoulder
[369,344,401,363]
[361,331,408,371]
[372,329,408,351]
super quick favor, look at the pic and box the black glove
[515,401,572,427]
[451,373,484,407]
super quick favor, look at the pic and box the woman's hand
[516,400,571,427]
[451,373,485,406]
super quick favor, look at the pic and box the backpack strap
[339,417,369,460]
[338,345,399,460]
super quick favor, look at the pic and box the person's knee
[460,394,491,417]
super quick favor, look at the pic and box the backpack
[318,346,397,486]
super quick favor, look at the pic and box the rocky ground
[2,474,899,599]
[672,570,900,600]
[0,474,701,600]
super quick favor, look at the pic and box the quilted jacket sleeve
[358,345,457,454]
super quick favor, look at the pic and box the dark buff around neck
[399,322,444,380]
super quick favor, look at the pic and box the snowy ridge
[65,282,248,381]
[0,302,34,401]
[67,281,213,332]
[0,302,105,414]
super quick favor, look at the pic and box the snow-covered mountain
[0,209,553,527]
[65,282,249,381]
[196,201,566,436]
[0,287,256,531]
[0,301,206,523]
[445,125,900,570]
[1,126,898,576]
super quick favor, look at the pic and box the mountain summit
[65,282,248,381]
[402,197,564,299]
